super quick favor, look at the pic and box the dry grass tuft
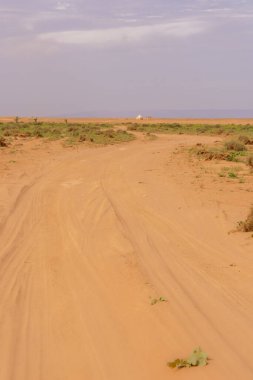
[246,155,253,169]
[238,135,253,145]
[0,136,8,147]
[224,140,246,152]
[238,207,253,232]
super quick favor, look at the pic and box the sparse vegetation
[0,122,134,146]
[226,151,246,162]
[191,145,246,162]
[246,155,253,169]
[150,296,167,305]
[194,147,230,161]
[191,140,251,165]
[0,136,8,147]
[224,139,246,152]
[168,347,209,369]
[237,207,253,232]
[127,122,253,138]
[218,167,242,179]
[228,171,238,179]
[238,135,253,145]
[145,132,157,140]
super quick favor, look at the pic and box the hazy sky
[1,0,253,116]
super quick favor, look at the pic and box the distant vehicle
[136,115,143,120]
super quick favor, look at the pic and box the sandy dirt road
[0,134,253,380]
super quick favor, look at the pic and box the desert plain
[0,117,253,380]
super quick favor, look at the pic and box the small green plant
[220,166,242,179]
[150,296,167,305]
[64,119,68,125]
[168,347,209,369]
[228,171,238,179]
[33,117,38,124]
[226,151,244,162]
[15,116,20,124]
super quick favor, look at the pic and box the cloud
[55,1,71,11]
[226,12,253,18]
[145,15,164,19]
[38,20,207,47]
[201,7,232,13]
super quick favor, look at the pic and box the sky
[1,0,253,117]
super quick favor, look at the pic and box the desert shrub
[246,155,253,169]
[127,125,137,131]
[33,128,43,137]
[195,148,229,161]
[3,129,12,136]
[68,126,77,132]
[193,144,246,162]
[104,129,115,138]
[224,140,246,151]
[196,125,210,134]
[215,128,224,135]
[238,207,253,232]
[50,128,61,135]
[0,136,8,147]
[226,151,245,162]
[238,135,253,145]
[19,131,32,137]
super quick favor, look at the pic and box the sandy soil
[0,133,253,380]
